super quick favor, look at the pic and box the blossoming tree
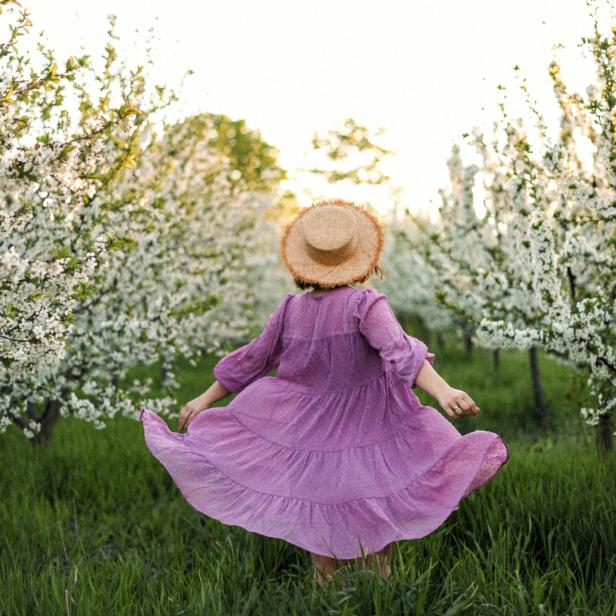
[1,4,278,442]
[393,7,615,451]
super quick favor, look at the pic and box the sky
[21,0,614,219]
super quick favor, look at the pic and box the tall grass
[1,346,614,615]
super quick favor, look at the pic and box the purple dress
[140,285,509,559]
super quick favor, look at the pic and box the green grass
[1,345,614,615]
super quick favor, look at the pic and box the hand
[178,397,209,430]
[436,386,480,420]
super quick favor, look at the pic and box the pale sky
[23,1,612,219]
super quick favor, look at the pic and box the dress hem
[140,407,510,559]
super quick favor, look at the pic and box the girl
[140,198,510,587]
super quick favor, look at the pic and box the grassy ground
[1,344,614,615]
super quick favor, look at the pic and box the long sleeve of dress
[213,293,293,393]
[353,288,435,389]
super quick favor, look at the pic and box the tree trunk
[529,346,548,427]
[32,400,62,446]
[463,330,473,359]
[493,348,500,371]
[436,332,445,349]
[596,413,614,454]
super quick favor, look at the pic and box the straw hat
[279,198,385,288]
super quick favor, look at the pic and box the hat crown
[300,206,357,252]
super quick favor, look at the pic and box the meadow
[2,1,615,614]
[2,340,614,616]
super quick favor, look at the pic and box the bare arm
[415,359,480,420]
[178,379,232,430]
